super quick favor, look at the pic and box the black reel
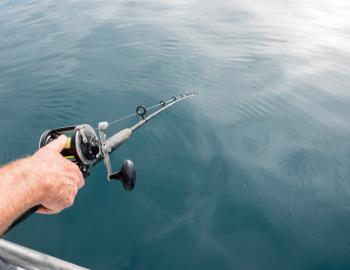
[38,124,136,191]
[39,125,100,177]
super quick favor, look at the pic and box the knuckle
[65,194,75,207]
[62,175,72,186]
[77,169,84,178]
[66,173,78,184]
[70,162,80,171]
[70,187,78,201]
[67,161,77,169]
[68,198,74,206]
[58,184,77,208]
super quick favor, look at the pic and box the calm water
[1,0,350,269]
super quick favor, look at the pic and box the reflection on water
[1,0,350,269]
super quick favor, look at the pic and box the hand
[29,135,85,214]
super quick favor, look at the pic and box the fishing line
[93,98,171,129]
[96,93,197,129]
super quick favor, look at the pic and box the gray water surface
[1,0,350,269]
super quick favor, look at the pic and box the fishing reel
[38,124,136,191]
[37,92,198,191]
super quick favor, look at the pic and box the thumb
[44,135,68,152]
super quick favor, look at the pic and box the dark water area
[1,0,350,269]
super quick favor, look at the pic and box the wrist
[25,157,49,207]
[0,157,45,233]
[9,157,46,208]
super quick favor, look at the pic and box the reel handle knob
[109,160,136,191]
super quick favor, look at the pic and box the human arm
[0,135,84,235]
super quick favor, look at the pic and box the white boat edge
[0,239,89,270]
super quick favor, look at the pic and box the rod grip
[4,206,40,235]
[105,128,133,152]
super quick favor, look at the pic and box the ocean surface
[1,0,350,269]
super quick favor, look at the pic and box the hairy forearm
[0,158,41,235]
[0,136,84,235]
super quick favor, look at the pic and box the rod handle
[4,206,40,235]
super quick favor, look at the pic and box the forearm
[0,158,41,235]
[0,135,84,235]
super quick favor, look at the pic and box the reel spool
[38,125,100,176]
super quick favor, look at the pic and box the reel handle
[110,160,136,191]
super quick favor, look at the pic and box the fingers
[32,134,86,215]
[76,170,85,189]
[65,162,85,189]
[65,167,84,189]
[44,135,68,152]
[37,181,78,215]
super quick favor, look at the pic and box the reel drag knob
[109,160,136,191]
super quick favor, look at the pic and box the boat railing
[0,239,88,270]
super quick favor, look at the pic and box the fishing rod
[6,92,198,233]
